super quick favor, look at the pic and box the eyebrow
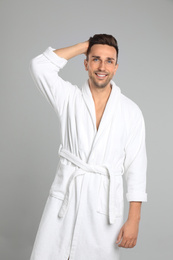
[92,55,115,61]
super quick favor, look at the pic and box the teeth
[96,74,106,77]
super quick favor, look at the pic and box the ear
[84,59,88,71]
[113,64,119,75]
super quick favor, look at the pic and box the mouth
[95,73,108,79]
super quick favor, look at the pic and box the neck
[88,80,112,104]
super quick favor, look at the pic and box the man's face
[84,44,118,89]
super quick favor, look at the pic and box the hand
[53,41,89,60]
[116,219,140,248]
[83,41,89,56]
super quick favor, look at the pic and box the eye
[106,60,113,64]
[93,58,99,62]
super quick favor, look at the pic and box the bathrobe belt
[58,144,123,224]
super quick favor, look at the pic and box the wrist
[128,215,141,223]
[128,201,142,222]
[78,41,89,55]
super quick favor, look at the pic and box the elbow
[29,56,44,83]
[29,57,38,78]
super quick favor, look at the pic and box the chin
[96,84,107,89]
[89,75,112,89]
[95,80,111,89]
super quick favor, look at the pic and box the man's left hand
[116,219,140,248]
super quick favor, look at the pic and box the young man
[30,34,147,260]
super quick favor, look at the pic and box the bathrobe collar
[81,80,121,148]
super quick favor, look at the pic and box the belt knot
[57,145,123,224]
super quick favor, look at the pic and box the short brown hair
[86,34,119,61]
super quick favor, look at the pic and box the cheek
[87,65,94,73]
[113,68,117,75]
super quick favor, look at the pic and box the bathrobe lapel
[81,81,97,133]
[81,80,121,150]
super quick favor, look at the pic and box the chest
[95,102,107,131]
[60,90,127,160]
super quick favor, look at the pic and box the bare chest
[95,103,107,131]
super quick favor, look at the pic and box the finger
[124,240,131,248]
[127,240,134,248]
[128,239,137,248]
[118,238,127,248]
[116,229,123,244]
[131,239,137,248]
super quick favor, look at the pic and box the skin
[116,202,142,248]
[84,46,117,91]
[84,44,118,90]
[53,41,142,248]
[84,44,119,130]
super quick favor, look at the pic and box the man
[30,34,147,260]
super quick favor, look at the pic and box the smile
[95,73,108,79]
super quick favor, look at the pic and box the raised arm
[53,41,89,60]
[30,41,89,116]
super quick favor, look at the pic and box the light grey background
[0,0,173,259]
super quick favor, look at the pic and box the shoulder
[121,93,142,113]
[112,81,143,118]
[120,91,145,128]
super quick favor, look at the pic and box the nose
[98,60,106,71]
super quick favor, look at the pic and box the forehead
[89,44,117,59]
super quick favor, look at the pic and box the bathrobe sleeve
[29,47,77,116]
[124,109,147,202]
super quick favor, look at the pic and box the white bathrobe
[29,47,147,260]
